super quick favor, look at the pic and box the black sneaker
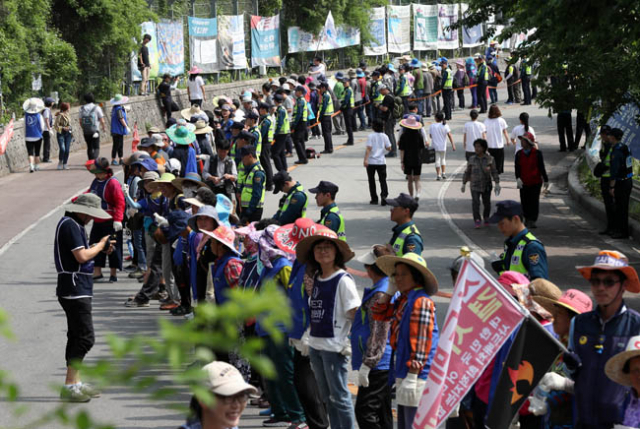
[170,305,193,316]
[262,419,291,427]
[369,200,378,205]
[124,298,150,308]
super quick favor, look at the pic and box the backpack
[81,105,99,134]
[306,147,320,159]
[393,97,404,120]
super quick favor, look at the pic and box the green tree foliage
[460,0,640,122]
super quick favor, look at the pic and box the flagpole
[313,23,326,57]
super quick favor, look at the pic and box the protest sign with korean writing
[412,259,526,429]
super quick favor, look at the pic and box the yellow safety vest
[322,92,334,116]
[240,163,265,209]
[400,75,411,96]
[321,205,346,242]
[391,224,421,256]
[373,81,385,104]
[293,98,308,122]
[275,105,290,134]
[279,183,308,218]
[443,68,454,90]
[248,125,262,157]
[343,87,355,109]
[500,232,538,276]
[602,146,612,178]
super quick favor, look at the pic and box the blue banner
[188,17,217,38]
[156,20,184,76]
[251,15,281,67]
[188,17,218,73]
[606,102,640,160]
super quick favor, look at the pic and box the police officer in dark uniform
[385,193,423,256]
[489,200,549,280]
[238,145,266,224]
[272,171,308,225]
[596,125,615,235]
[309,180,346,241]
[608,128,633,239]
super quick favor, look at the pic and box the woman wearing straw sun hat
[23,97,46,173]
[109,94,131,166]
[372,252,439,429]
[166,124,198,177]
[295,229,359,429]
[398,115,428,200]
[605,336,640,427]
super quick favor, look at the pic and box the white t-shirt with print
[188,76,205,100]
[308,269,361,353]
[366,132,391,165]
[511,124,536,153]
[429,123,451,152]
[484,117,508,149]
[464,120,487,152]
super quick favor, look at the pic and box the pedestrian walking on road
[463,110,487,161]
[484,105,510,174]
[378,84,397,157]
[364,119,391,205]
[42,97,54,163]
[515,132,549,229]
[511,112,536,154]
[428,112,455,181]
[109,94,130,166]
[462,138,500,228]
[54,102,73,170]
[296,230,359,429]
[55,193,114,402]
[79,93,106,161]
[23,97,45,173]
[372,252,439,429]
[399,116,428,199]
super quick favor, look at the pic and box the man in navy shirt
[55,193,114,402]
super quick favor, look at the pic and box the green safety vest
[399,75,411,96]
[443,68,454,90]
[240,163,265,209]
[276,105,290,134]
[322,92,334,115]
[500,232,538,275]
[321,205,346,242]
[391,224,421,256]
[602,146,612,178]
[522,62,532,76]
[293,98,308,122]
[343,87,355,109]
[248,125,262,157]
[480,63,489,81]
[373,81,384,104]
[267,115,275,142]
[280,183,308,218]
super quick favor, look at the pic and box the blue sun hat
[410,58,421,68]
[166,125,196,145]
[387,63,397,72]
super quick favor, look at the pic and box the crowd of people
[42,49,640,429]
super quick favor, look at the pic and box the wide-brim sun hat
[605,335,640,387]
[181,105,204,120]
[399,116,422,130]
[357,244,389,266]
[172,172,207,192]
[201,225,240,256]
[63,193,112,220]
[166,125,196,145]
[110,94,129,105]
[139,170,160,186]
[188,205,220,233]
[145,172,177,193]
[376,253,439,295]
[23,98,45,114]
[274,218,334,254]
[577,250,640,293]
[194,120,213,135]
[534,288,593,316]
[295,229,355,264]
[202,361,258,396]
[188,65,203,75]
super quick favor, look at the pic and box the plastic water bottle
[528,385,549,416]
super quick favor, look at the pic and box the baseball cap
[385,193,418,211]
[295,85,307,95]
[309,180,339,195]
[488,200,523,223]
[273,94,284,103]
[599,125,612,135]
[610,128,624,140]
[230,122,245,130]
[272,171,292,194]
[202,361,257,396]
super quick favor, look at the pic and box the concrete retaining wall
[0,77,270,177]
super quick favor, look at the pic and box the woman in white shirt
[297,232,360,429]
[483,104,510,174]
[510,112,536,153]
[428,112,456,181]
[187,66,206,107]
[463,109,487,160]
[364,119,392,205]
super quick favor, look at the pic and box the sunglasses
[589,277,621,288]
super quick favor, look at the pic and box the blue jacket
[609,142,634,180]
[110,105,128,135]
[287,260,309,340]
[569,303,640,427]
[255,256,292,337]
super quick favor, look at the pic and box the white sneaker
[29,164,34,173]
[34,164,40,171]
[63,164,70,170]
[57,162,63,170]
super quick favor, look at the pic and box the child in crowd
[363,119,392,205]
[429,112,456,181]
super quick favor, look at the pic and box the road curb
[567,154,640,243]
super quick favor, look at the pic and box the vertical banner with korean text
[251,15,281,67]
[364,7,387,56]
[156,20,185,76]
[412,259,526,429]
[188,17,218,73]
[461,3,483,48]
[413,4,438,51]
[436,3,459,50]
[218,15,248,70]
[387,5,411,53]
[606,102,640,159]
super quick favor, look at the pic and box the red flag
[412,259,526,428]
[131,122,140,152]
[0,119,15,155]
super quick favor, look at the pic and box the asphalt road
[1,85,639,428]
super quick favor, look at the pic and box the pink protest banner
[0,119,15,155]
[413,259,526,429]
